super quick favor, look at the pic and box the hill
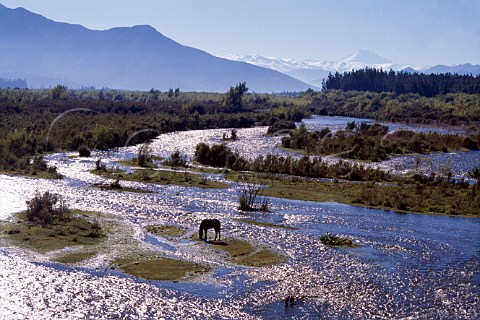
[0,4,309,92]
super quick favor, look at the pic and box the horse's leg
[218,228,220,241]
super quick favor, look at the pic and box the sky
[2,0,479,66]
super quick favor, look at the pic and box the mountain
[420,64,480,76]
[224,51,480,87]
[0,4,310,92]
[224,50,409,87]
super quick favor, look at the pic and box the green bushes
[267,119,296,135]
[355,176,480,215]
[26,191,69,225]
[249,154,391,181]
[165,150,188,167]
[320,233,354,246]
[194,143,248,170]
[281,122,478,161]
[307,90,480,126]
[78,145,91,157]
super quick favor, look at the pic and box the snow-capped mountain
[223,50,410,88]
[223,50,479,88]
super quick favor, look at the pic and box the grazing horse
[199,219,221,241]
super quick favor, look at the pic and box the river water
[0,116,479,319]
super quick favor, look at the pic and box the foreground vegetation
[113,256,208,281]
[1,191,104,254]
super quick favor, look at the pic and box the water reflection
[0,120,479,319]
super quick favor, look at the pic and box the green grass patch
[213,238,285,267]
[117,156,163,168]
[235,218,299,230]
[0,168,63,180]
[91,167,228,189]
[55,251,97,264]
[237,249,284,267]
[145,225,188,239]
[225,172,480,217]
[1,210,104,253]
[114,256,208,281]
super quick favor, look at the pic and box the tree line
[322,68,480,97]
[0,78,27,89]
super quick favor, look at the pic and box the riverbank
[225,172,480,217]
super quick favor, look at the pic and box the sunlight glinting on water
[1,117,479,319]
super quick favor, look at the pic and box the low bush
[26,191,69,225]
[165,150,188,167]
[320,233,354,246]
[78,145,91,157]
[137,144,151,167]
[238,184,270,212]
[194,143,248,170]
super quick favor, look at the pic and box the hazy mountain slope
[0,4,310,92]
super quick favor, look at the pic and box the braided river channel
[1,116,479,319]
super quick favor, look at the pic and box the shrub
[194,142,247,170]
[95,158,106,171]
[32,155,48,172]
[26,191,69,225]
[137,144,151,167]
[165,150,188,167]
[110,179,122,189]
[78,145,91,157]
[238,184,270,212]
[267,119,296,135]
[320,233,353,246]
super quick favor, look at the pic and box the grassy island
[91,165,228,189]
[113,256,209,281]
[212,238,285,267]
[1,191,104,261]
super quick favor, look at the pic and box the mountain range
[224,50,480,88]
[0,4,310,92]
[1,4,478,92]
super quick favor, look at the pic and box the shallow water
[1,121,479,319]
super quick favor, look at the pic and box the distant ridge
[224,51,480,87]
[0,4,310,92]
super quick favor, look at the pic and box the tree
[224,82,248,112]
[50,85,68,100]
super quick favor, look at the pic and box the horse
[199,219,221,241]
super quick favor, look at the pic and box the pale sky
[2,0,479,66]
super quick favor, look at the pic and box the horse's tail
[199,226,203,240]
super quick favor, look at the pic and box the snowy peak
[222,51,406,74]
[222,54,304,73]
[342,49,391,64]
[223,51,480,88]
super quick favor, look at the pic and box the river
[0,116,479,319]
